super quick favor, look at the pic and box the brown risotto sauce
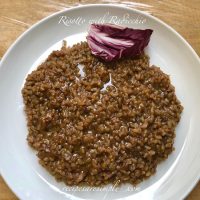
[22,42,183,186]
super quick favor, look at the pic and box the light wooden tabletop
[0,0,200,199]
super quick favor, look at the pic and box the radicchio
[86,23,153,62]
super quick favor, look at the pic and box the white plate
[0,4,200,200]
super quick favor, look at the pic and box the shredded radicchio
[86,23,153,62]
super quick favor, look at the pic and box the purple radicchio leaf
[86,23,153,62]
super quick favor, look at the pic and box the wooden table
[0,0,199,199]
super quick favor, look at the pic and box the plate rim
[0,4,200,200]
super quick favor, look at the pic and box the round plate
[0,4,200,200]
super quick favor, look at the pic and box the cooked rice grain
[22,42,183,186]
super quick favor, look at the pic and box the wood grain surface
[0,0,199,199]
